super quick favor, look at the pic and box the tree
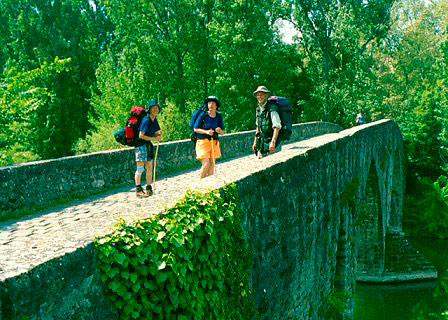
[90,0,293,150]
[373,0,448,178]
[291,0,395,125]
[0,0,112,161]
[0,59,71,165]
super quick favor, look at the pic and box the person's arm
[139,133,160,141]
[252,125,261,153]
[270,127,280,152]
[139,131,161,141]
[139,118,162,141]
[269,111,281,152]
[215,114,225,135]
[194,114,214,136]
[194,128,214,136]
[253,109,261,152]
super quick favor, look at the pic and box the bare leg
[134,161,145,185]
[145,161,153,185]
[200,159,211,178]
[208,159,215,176]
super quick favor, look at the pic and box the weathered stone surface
[0,122,341,216]
[0,244,117,319]
[0,120,434,320]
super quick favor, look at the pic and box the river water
[354,239,448,320]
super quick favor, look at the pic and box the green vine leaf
[94,184,257,319]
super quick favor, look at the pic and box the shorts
[135,143,154,162]
[196,139,221,160]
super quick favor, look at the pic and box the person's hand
[215,127,223,135]
[252,143,257,153]
[207,129,214,136]
[269,140,276,153]
[154,135,161,141]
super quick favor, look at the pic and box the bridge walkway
[0,133,341,281]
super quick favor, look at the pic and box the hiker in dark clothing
[134,100,162,197]
[252,86,281,159]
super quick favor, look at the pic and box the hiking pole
[153,141,160,192]
[211,137,216,176]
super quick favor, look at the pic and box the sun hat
[147,99,161,111]
[253,86,271,97]
[204,96,221,109]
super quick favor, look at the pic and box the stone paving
[0,135,339,281]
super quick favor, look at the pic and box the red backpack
[114,107,147,146]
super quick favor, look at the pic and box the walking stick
[153,141,160,192]
[211,137,216,176]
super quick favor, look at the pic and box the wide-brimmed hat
[204,96,221,109]
[253,86,271,97]
[147,99,161,111]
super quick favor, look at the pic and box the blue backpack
[189,103,208,145]
[267,96,293,142]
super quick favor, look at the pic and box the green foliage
[320,289,351,320]
[373,1,448,179]
[399,84,447,180]
[73,120,120,154]
[91,0,307,141]
[94,184,257,320]
[157,101,191,142]
[404,176,448,239]
[0,0,112,162]
[75,100,191,154]
[410,271,448,320]
[0,58,71,165]
[292,0,394,125]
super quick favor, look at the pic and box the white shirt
[270,110,282,129]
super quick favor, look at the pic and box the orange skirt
[196,139,221,160]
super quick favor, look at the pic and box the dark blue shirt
[194,113,224,140]
[139,116,161,143]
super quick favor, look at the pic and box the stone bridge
[0,120,436,319]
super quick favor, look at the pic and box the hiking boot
[146,185,153,197]
[136,185,147,198]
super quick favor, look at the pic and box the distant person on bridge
[134,100,162,197]
[252,86,282,159]
[193,96,225,178]
[356,110,366,125]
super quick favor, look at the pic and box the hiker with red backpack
[193,96,225,178]
[134,100,162,197]
[252,86,292,159]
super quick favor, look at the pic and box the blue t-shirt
[139,116,161,143]
[194,113,224,140]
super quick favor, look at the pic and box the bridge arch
[0,119,436,320]
[236,119,435,318]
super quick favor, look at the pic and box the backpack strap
[266,100,279,113]
[198,111,207,129]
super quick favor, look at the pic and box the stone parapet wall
[1,244,117,320]
[0,122,341,216]
[0,120,417,319]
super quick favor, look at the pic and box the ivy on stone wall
[94,184,257,320]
